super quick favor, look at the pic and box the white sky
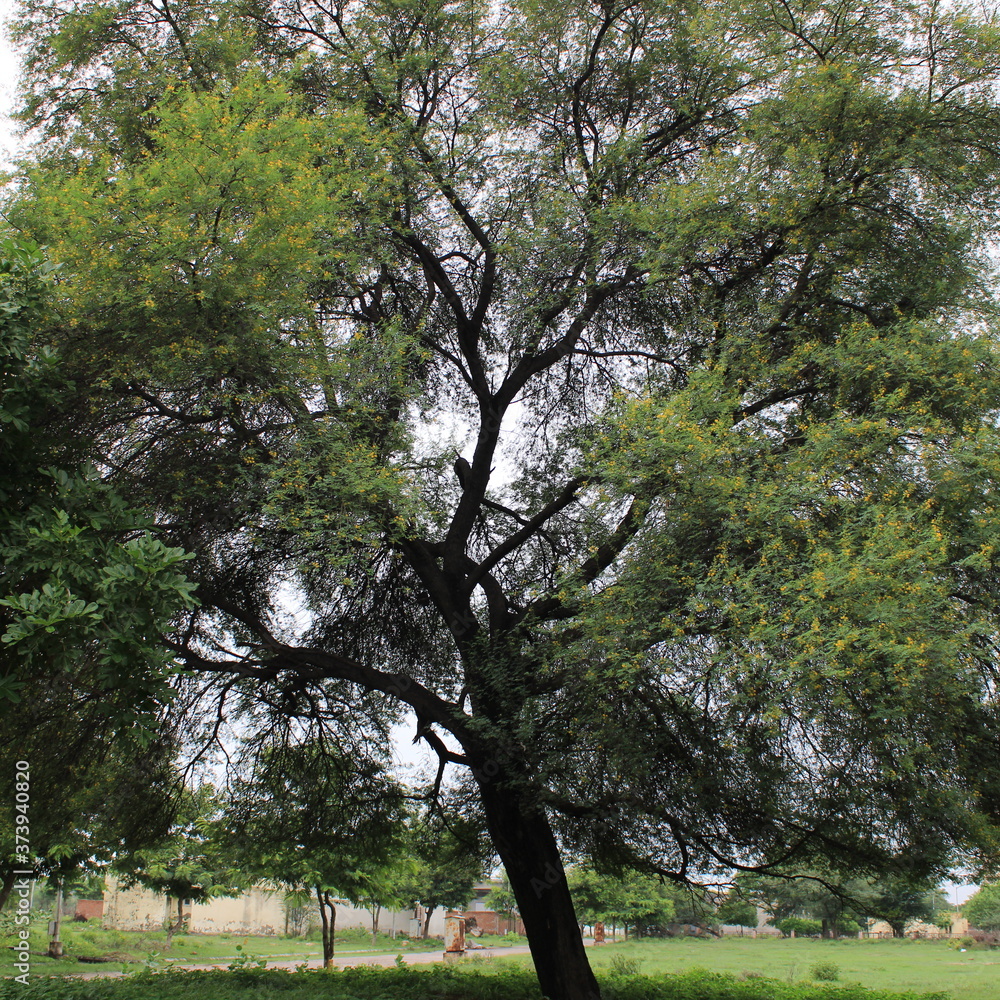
[0,0,20,167]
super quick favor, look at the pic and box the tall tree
[9,2,1000,996]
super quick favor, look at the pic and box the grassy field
[0,919,473,977]
[495,936,996,1000]
[3,926,998,1000]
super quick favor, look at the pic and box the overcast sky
[0,0,19,167]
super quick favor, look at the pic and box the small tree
[567,866,683,938]
[113,785,243,937]
[406,807,489,938]
[963,885,1000,932]
[715,896,759,935]
[863,877,948,938]
[486,876,520,935]
[221,738,407,967]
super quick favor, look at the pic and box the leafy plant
[608,953,644,977]
[811,961,840,981]
[227,942,268,971]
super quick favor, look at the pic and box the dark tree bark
[0,868,18,912]
[476,769,601,1000]
[316,886,336,968]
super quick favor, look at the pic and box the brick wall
[75,899,104,920]
[459,910,525,936]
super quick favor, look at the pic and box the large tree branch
[175,595,474,746]
[516,495,648,626]
[466,476,591,593]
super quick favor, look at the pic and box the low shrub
[773,917,823,938]
[810,961,839,981]
[0,965,956,1000]
[608,954,644,976]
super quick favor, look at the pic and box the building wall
[458,910,525,936]
[103,877,171,932]
[188,888,285,935]
[74,899,105,921]
[102,876,446,937]
[842,916,967,940]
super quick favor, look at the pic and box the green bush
[774,917,824,938]
[0,965,955,1000]
[811,961,840,981]
[608,954,644,976]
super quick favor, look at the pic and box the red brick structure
[74,899,104,921]
[458,910,525,936]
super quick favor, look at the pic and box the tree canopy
[963,883,1000,933]
[220,738,407,965]
[7,1,1000,995]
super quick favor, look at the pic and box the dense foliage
[0,238,194,907]
[962,884,1000,932]
[6,0,1000,995]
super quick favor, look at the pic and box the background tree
[863,877,948,938]
[485,875,521,935]
[113,784,244,937]
[220,737,407,966]
[740,871,944,938]
[348,853,420,945]
[9,2,1000,996]
[715,896,759,935]
[567,864,718,938]
[741,873,862,938]
[603,874,678,939]
[567,866,621,932]
[406,805,490,938]
[963,884,1000,932]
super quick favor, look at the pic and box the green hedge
[0,966,952,1000]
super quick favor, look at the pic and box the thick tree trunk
[0,868,18,912]
[422,906,434,939]
[476,773,601,1000]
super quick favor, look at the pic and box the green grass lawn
[0,919,457,976]
[494,936,997,1000]
[4,926,998,1000]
